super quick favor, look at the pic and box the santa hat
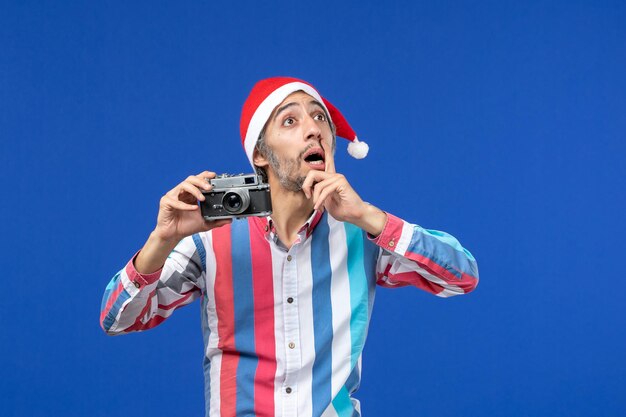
[240,76,369,168]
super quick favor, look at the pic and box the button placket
[281,247,300,413]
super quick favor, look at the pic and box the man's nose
[304,114,322,140]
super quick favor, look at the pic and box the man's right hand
[153,171,232,243]
[135,171,232,275]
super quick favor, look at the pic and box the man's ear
[253,148,269,168]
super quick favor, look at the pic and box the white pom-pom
[347,137,369,159]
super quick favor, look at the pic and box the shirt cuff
[368,212,405,252]
[125,250,163,289]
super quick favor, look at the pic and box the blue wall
[1,1,625,416]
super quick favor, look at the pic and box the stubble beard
[264,146,307,192]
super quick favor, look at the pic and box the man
[100,77,479,417]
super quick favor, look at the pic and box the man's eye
[282,117,295,126]
[314,113,326,121]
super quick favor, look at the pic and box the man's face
[254,91,335,192]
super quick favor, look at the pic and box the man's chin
[276,174,307,193]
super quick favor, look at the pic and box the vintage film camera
[200,173,272,220]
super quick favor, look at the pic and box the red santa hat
[240,76,369,168]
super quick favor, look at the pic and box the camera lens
[225,193,242,210]
[222,190,249,214]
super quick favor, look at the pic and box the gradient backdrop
[1,1,625,416]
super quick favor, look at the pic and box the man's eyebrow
[309,100,325,111]
[273,99,326,122]
[273,102,298,121]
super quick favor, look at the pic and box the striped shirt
[100,211,479,417]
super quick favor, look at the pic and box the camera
[200,173,272,220]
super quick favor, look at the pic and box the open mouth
[302,148,326,169]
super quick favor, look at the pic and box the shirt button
[133,281,141,288]
[389,240,395,247]
[288,342,295,349]
[286,387,292,394]
[287,255,292,262]
[264,225,269,232]
[287,297,294,304]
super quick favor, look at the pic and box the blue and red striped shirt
[100,211,478,417]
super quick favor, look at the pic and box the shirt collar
[253,209,325,241]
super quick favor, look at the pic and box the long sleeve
[371,213,479,297]
[100,235,206,335]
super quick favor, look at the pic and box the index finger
[196,171,216,179]
[322,140,336,174]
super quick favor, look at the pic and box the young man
[100,77,479,417]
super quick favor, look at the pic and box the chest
[204,217,379,353]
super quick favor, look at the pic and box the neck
[267,176,315,249]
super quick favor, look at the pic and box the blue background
[1,1,625,416]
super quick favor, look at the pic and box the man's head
[253,90,336,191]
[239,77,369,190]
